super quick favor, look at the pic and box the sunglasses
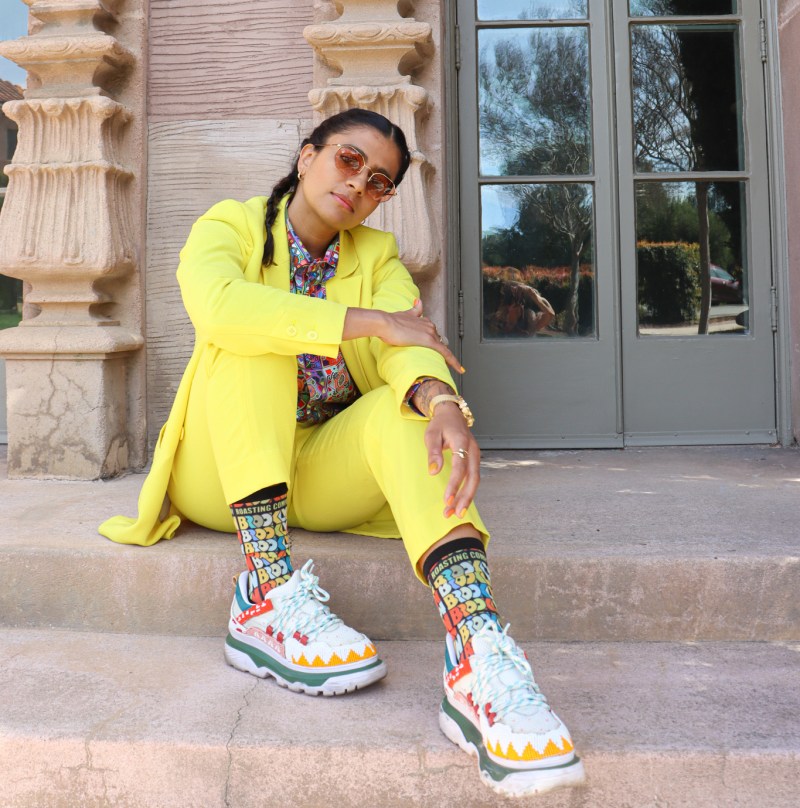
[311,143,397,201]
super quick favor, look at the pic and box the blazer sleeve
[366,232,459,413]
[177,199,347,359]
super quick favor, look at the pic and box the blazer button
[287,326,298,337]
[307,330,318,340]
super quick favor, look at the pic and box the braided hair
[261,108,412,266]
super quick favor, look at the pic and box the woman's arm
[342,300,463,375]
[178,200,347,359]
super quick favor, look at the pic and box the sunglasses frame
[310,143,398,201]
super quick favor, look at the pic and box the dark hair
[262,108,412,266]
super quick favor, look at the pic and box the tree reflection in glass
[478,27,591,176]
[482,184,595,338]
[478,25,594,338]
[478,0,587,20]
[631,23,744,334]
[629,0,735,16]
[632,25,742,173]
[635,181,747,336]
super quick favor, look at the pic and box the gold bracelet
[428,394,475,427]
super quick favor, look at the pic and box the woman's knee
[363,384,426,435]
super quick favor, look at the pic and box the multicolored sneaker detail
[224,559,387,696]
[439,623,586,797]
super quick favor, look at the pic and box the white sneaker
[439,623,586,796]
[224,559,387,696]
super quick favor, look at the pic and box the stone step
[1,629,797,808]
[2,447,799,641]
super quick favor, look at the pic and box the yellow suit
[99,195,487,575]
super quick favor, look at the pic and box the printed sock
[230,483,292,603]
[423,537,502,663]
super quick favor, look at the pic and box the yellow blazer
[99,195,457,546]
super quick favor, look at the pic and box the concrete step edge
[2,535,798,641]
[1,629,798,808]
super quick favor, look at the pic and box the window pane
[630,0,735,16]
[635,181,748,335]
[479,27,592,176]
[482,183,596,338]
[477,0,587,20]
[631,24,743,172]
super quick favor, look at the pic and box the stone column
[0,0,145,479]
[304,0,439,278]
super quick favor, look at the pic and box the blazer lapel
[324,227,362,305]
[328,229,369,390]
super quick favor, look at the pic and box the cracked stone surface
[4,356,129,479]
[0,629,798,807]
[223,680,258,808]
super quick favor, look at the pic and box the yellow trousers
[167,348,489,580]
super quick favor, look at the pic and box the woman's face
[291,126,403,237]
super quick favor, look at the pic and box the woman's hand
[412,379,480,517]
[343,299,464,376]
[425,402,481,518]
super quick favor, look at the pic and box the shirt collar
[285,210,340,275]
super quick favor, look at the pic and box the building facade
[0,0,798,478]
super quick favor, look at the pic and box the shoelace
[470,623,550,719]
[269,559,344,641]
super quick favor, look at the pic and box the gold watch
[428,394,475,427]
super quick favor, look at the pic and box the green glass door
[458,0,622,446]
[617,0,776,443]
[457,0,776,445]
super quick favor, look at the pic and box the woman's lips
[332,193,354,213]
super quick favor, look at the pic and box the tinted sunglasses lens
[334,146,364,175]
[367,174,395,199]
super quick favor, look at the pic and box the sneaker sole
[439,698,586,797]
[224,634,387,696]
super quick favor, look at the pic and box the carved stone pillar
[0,0,145,479]
[304,0,439,277]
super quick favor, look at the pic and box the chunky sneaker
[224,559,387,696]
[438,623,586,797]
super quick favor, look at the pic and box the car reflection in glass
[710,264,743,305]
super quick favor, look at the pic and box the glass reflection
[635,181,748,335]
[479,27,591,176]
[482,183,595,338]
[478,0,587,20]
[630,0,735,15]
[631,25,742,172]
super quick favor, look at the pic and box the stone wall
[144,0,448,447]
[145,0,318,446]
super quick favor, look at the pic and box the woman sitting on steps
[99,107,585,798]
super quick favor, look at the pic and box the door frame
[443,0,462,357]
[763,0,793,446]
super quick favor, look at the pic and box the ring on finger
[454,448,469,459]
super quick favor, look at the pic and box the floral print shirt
[286,213,361,425]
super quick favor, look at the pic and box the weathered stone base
[3,350,135,479]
